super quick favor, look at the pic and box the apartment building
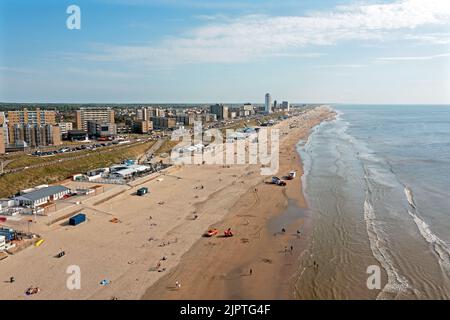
[57,122,73,134]
[76,108,115,131]
[175,114,195,126]
[210,104,228,120]
[7,108,56,126]
[87,120,117,138]
[151,117,176,130]
[9,124,61,147]
[133,120,153,134]
[6,108,57,145]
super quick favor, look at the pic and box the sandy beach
[142,106,335,300]
[0,106,334,300]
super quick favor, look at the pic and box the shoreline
[142,106,335,300]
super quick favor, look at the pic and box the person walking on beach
[249,268,253,276]
[290,245,294,254]
[9,276,15,283]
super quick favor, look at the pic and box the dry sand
[0,106,334,300]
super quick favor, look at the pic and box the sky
[0,0,450,104]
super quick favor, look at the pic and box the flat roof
[14,186,70,202]
[115,168,136,177]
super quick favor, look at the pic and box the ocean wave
[404,186,416,208]
[363,197,411,299]
[407,210,450,271]
[404,185,450,273]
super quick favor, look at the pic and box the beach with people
[0,106,334,300]
[142,105,335,299]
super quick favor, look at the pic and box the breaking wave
[404,187,416,208]
[407,210,450,271]
[363,197,411,299]
[405,185,450,273]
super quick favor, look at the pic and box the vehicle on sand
[26,287,40,295]
[224,228,233,237]
[286,171,296,180]
[272,176,287,186]
[204,229,219,237]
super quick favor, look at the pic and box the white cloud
[377,52,450,61]
[83,0,450,65]
[65,67,137,79]
[404,33,450,45]
[0,66,37,74]
[314,64,366,68]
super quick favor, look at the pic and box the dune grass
[0,140,155,198]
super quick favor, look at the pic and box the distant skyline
[1,0,450,104]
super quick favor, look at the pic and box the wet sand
[142,107,335,299]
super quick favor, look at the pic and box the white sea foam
[404,187,416,208]
[408,210,450,271]
[363,197,411,299]
[404,186,450,271]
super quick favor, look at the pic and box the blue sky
[1,0,450,104]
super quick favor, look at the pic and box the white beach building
[13,185,71,208]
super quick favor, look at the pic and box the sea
[295,105,450,300]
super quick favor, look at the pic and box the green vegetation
[1,140,154,170]
[154,139,179,156]
[1,142,95,170]
[0,140,155,198]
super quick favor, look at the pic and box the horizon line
[1,101,450,106]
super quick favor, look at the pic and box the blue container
[0,230,14,241]
[69,213,86,226]
[137,187,148,196]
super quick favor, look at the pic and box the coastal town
[0,93,334,299]
[3,0,450,312]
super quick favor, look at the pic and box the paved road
[138,138,165,164]
[1,140,155,175]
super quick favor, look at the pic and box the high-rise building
[137,107,167,121]
[0,112,6,126]
[265,93,272,113]
[7,108,56,126]
[282,101,290,111]
[175,114,195,126]
[242,103,255,115]
[47,124,62,146]
[6,108,56,144]
[0,129,5,154]
[136,108,148,121]
[151,117,176,130]
[8,123,61,147]
[0,112,9,151]
[76,108,115,131]
[210,104,228,120]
